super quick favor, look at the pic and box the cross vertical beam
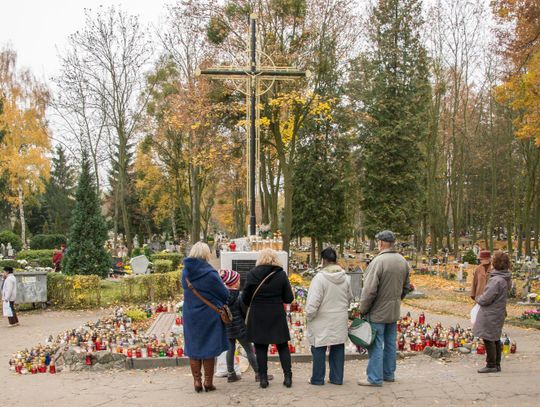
[249,16,257,236]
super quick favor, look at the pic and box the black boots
[283,371,292,388]
[228,372,241,383]
[259,372,269,388]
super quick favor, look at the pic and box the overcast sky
[0,0,169,82]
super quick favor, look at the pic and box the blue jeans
[366,322,397,385]
[310,344,345,385]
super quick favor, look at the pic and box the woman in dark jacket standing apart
[182,242,229,392]
[473,251,512,373]
[242,249,294,389]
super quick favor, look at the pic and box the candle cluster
[286,287,308,354]
[9,304,185,375]
[397,312,517,355]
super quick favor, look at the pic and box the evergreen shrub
[30,234,67,250]
[0,230,23,252]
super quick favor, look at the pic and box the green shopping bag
[348,317,377,348]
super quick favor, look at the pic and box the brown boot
[189,359,203,393]
[203,358,217,392]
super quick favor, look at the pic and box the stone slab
[145,312,177,338]
[125,352,383,370]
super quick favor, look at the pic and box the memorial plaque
[232,259,257,288]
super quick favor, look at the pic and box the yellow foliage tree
[0,49,50,244]
[495,49,540,146]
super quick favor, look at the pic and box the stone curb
[126,352,418,370]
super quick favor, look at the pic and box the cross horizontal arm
[197,67,309,79]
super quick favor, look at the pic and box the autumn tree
[0,49,50,245]
[57,7,154,252]
[205,0,359,251]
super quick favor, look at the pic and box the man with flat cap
[2,266,19,326]
[357,230,410,387]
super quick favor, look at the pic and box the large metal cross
[197,13,307,237]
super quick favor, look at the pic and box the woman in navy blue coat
[182,242,229,392]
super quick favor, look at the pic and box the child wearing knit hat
[219,269,273,383]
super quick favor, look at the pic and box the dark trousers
[227,338,258,374]
[483,339,501,368]
[8,301,18,325]
[310,344,345,385]
[254,342,291,375]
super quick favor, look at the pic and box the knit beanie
[219,269,240,288]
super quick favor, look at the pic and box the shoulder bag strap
[185,277,221,314]
[245,271,277,325]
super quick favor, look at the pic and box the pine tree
[63,153,110,277]
[349,0,431,238]
[42,146,76,234]
[292,134,347,250]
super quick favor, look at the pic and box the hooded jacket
[181,257,229,359]
[473,269,512,341]
[306,264,353,347]
[225,289,247,340]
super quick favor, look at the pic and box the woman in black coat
[242,249,294,389]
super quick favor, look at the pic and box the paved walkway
[0,308,538,407]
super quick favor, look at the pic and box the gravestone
[131,255,150,275]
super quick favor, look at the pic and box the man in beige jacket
[358,231,410,386]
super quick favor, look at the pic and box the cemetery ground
[1,306,539,407]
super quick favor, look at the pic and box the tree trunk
[310,236,316,268]
[282,166,293,253]
[506,220,513,254]
[190,165,201,244]
[17,183,26,247]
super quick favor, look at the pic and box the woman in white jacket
[2,266,18,326]
[306,248,353,385]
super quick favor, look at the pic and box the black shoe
[478,367,498,374]
[496,365,501,372]
[228,372,241,383]
[259,373,269,389]
[283,371,292,388]
[256,373,274,382]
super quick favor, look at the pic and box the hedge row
[16,250,54,268]
[151,253,183,270]
[0,260,21,270]
[47,271,182,308]
[153,259,174,273]
[119,271,182,303]
[47,273,101,307]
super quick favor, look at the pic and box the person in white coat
[2,266,19,326]
[306,248,353,385]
